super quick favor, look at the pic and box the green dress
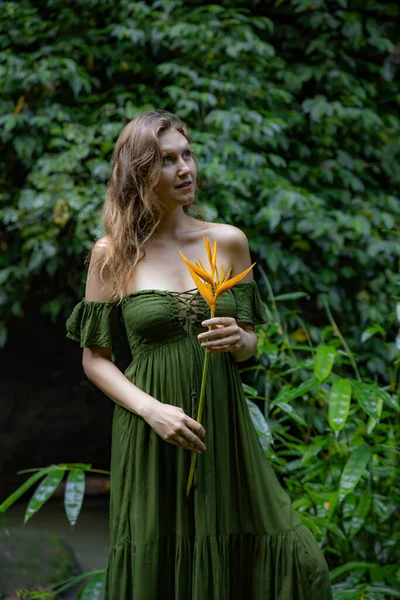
[66,281,332,600]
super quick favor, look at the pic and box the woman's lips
[176,182,193,190]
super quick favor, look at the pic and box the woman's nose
[177,157,190,173]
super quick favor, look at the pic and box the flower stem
[186,309,214,497]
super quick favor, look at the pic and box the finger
[198,326,235,341]
[182,424,206,450]
[185,417,206,438]
[183,428,206,451]
[208,345,236,353]
[167,437,181,448]
[171,434,192,451]
[201,317,235,327]
[201,335,238,348]
[174,434,203,453]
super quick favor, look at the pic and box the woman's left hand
[197,317,245,354]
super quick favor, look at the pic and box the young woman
[66,109,332,599]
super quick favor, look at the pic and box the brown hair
[93,109,199,300]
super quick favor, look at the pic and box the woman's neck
[152,207,196,241]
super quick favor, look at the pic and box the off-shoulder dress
[66,281,332,600]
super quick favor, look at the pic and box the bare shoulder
[91,236,109,257]
[87,236,108,277]
[208,223,248,247]
[85,236,114,302]
[206,223,253,280]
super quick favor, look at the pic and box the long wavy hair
[92,109,200,300]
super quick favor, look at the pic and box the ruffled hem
[66,299,118,348]
[104,526,332,600]
[232,280,268,325]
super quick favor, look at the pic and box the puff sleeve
[231,280,268,325]
[66,299,119,348]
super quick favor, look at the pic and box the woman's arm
[82,239,206,454]
[83,345,159,419]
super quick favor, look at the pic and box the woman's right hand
[145,403,206,453]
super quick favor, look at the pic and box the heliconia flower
[179,236,257,497]
[179,236,256,312]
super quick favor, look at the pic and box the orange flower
[179,237,256,312]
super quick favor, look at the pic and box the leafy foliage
[244,274,400,598]
[1,0,400,368]
[0,464,108,598]
[0,462,109,527]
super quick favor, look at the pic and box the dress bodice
[66,280,268,354]
[119,289,235,353]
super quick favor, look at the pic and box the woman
[66,109,332,599]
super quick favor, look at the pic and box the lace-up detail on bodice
[120,288,236,350]
[169,289,202,334]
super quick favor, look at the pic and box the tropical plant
[0,464,108,599]
[244,270,400,599]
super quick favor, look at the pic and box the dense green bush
[1,0,400,367]
[244,269,400,598]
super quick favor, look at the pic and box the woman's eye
[162,150,192,165]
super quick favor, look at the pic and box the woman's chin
[174,192,195,205]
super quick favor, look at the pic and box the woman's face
[154,127,197,209]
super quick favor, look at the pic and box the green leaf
[326,490,339,520]
[366,395,383,434]
[77,572,105,600]
[269,379,319,410]
[299,512,322,535]
[24,469,65,524]
[360,324,386,343]
[261,341,279,364]
[242,383,258,397]
[62,462,93,470]
[274,292,310,301]
[274,402,307,427]
[352,381,382,420]
[348,491,371,537]
[369,564,385,585]
[396,331,400,351]
[330,562,376,582]
[328,378,351,433]
[65,469,86,526]
[329,588,364,600]
[246,398,273,450]
[375,388,400,412]
[365,585,400,598]
[339,444,373,503]
[0,469,51,513]
[52,570,104,595]
[314,345,336,383]
[312,516,346,540]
